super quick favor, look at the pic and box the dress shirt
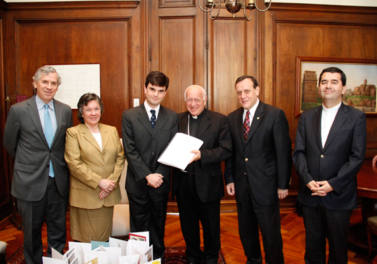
[92,132,103,151]
[144,101,160,120]
[321,102,341,148]
[36,95,57,135]
[243,98,260,125]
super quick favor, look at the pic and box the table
[348,161,377,252]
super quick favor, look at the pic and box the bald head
[184,85,207,116]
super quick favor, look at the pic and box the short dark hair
[235,75,259,88]
[145,71,169,91]
[318,67,346,86]
[77,93,103,124]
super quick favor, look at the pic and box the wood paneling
[208,11,257,115]
[159,0,195,8]
[0,9,12,220]
[1,1,377,219]
[150,0,204,113]
[4,2,143,134]
[1,1,142,220]
[160,17,195,112]
[16,20,130,129]
[260,3,377,193]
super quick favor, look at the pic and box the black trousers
[176,173,220,264]
[237,183,284,264]
[17,177,68,264]
[301,204,352,264]
[128,190,169,260]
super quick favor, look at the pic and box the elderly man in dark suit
[225,75,292,264]
[293,67,366,264]
[122,71,178,260]
[3,66,73,264]
[172,85,232,264]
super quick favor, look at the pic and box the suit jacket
[225,101,292,205]
[293,103,366,210]
[64,123,125,209]
[122,104,178,195]
[172,109,232,203]
[3,96,73,201]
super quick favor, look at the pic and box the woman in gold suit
[65,93,125,242]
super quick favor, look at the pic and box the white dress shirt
[144,101,160,120]
[92,132,103,151]
[321,102,341,148]
[243,99,260,126]
[36,95,57,135]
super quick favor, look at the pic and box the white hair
[184,85,207,101]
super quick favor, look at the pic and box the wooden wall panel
[159,0,195,8]
[4,2,142,135]
[211,19,245,115]
[16,20,130,130]
[1,2,143,220]
[260,4,377,191]
[276,23,377,142]
[149,0,204,114]
[208,9,257,116]
[0,13,12,220]
[160,17,195,112]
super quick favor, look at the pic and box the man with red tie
[225,75,292,264]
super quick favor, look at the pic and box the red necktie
[244,110,250,142]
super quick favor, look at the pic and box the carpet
[7,247,226,264]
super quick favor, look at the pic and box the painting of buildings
[300,61,377,114]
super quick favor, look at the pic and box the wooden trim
[269,3,377,14]
[0,0,6,10]
[159,0,195,8]
[6,1,140,11]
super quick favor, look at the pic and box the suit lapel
[137,104,153,135]
[324,103,348,151]
[196,109,210,139]
[234,108,245,146]
[312,106,322,151]
[245,102,264,145]
[153,106,168,135]
[99,124,109,150]
[52,99,62,147]
[80,124,103,153]
[26,97,49,147]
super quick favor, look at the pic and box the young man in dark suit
[225,75,292,264]
[4,66,73,264]
[122,71,178,260]
[172,85,232,264]
[293,67,366,264]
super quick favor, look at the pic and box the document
[157,133,203,170]
[49,64,101,109]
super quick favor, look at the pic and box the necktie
[150,110,156,129]
[243,110,250,142]
[44,104,54,177]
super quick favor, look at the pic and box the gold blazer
[65,123,125,209]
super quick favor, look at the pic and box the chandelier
[199,0,272,20]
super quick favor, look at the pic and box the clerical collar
[190,108,205,120]
[322,102,341,113]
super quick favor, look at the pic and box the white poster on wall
[48,64,101,109]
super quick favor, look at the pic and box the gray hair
[32,66,62,86]
[184,85,207,101]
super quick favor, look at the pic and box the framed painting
[295,57,377,116]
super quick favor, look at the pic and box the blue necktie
[44,104,55,177]
[150,110,156,129]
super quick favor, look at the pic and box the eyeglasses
[186,98,202,103]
